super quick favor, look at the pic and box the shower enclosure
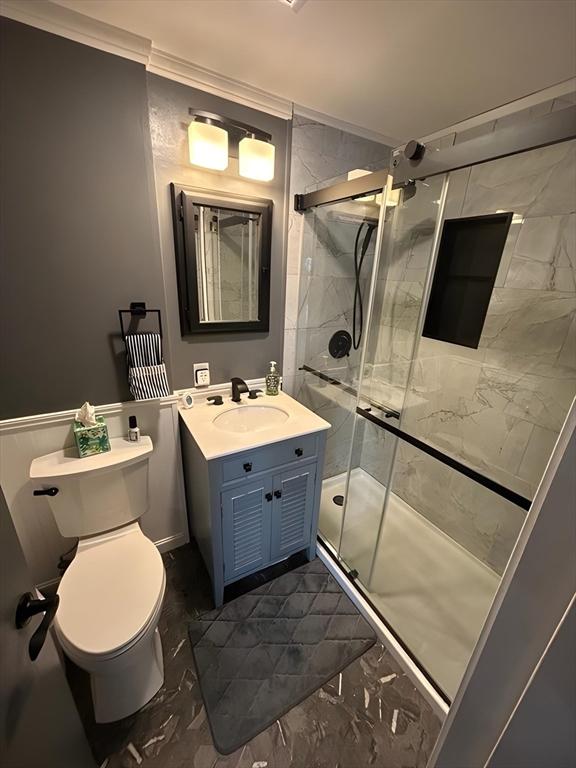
[292,103,576,701]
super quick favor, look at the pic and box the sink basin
[212,405,289,434]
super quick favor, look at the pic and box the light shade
[239,137,275,181]
[188,121,228,170]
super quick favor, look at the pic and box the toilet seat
[55,523,165,660]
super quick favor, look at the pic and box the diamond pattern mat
[188,558,376,755]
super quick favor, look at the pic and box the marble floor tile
[67,540,442,768]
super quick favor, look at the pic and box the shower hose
[353,221,376,350]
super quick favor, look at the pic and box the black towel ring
[118,302,163,342]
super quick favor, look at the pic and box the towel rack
[118,302,163,341]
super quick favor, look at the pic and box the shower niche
[422,212,513,348]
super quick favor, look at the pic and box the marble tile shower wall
[368,129,576,574]
[283,114,391,480]
[283,114,391,396]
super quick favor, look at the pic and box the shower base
[319,469,499,699]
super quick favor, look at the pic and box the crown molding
[0,0,405,131]
[294,104,401,147]
[0,0,292,119]
[0,0,151,64]
[148,48,293,120]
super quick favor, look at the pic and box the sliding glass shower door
[293,114,576,703]
[339,137,576,700]
[294,189,388,556]
[338,175,448,586]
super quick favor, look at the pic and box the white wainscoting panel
[0,398,189,585]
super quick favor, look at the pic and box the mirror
[171,185,272,334]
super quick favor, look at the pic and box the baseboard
[37,576,61,594]
[154,532,189,554]
[317,541,449,721]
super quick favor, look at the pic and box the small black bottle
[128,415,140,442]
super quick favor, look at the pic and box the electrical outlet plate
[194,363,210,387]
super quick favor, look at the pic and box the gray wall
[0,18,166,419]
[487,599,575,768]
[146,74,290,389]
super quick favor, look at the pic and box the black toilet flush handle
[33,487,59,497]
[15,592,60,661]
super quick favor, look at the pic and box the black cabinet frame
[170,183,272,335]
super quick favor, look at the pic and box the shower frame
[294,104,576,705]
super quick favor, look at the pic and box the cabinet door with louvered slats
[222,477,273,581]
[270,465,316,560]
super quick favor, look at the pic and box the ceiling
[54,0,576,142]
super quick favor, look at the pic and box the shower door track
[294,107,576,213]
[294,168,389,212]
[356,406,532,511]
[392,104,576,186]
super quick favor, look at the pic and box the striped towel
[125,332,171,400]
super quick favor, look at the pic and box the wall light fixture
[188,110,275,181]
[188,119,228,171]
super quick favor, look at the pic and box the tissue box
[73,416,111,458]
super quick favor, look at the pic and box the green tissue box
[73,416,111,458]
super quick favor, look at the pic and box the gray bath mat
[188,558,376,755]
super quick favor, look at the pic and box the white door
[0,487,94,768]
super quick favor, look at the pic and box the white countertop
[178,390,330,460]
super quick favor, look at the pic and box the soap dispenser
[265,360,280,396]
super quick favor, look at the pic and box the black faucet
[230,377,249,403]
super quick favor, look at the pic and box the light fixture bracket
[188,109,271,144]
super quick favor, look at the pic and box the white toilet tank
[30,437,153,538]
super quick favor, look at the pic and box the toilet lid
[55,527,165,658]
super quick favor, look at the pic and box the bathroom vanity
[179,389,330,606]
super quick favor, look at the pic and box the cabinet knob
[295,448,303,457]
[265,492,273,502]
[243,462,252,472]
[274,489,282,499]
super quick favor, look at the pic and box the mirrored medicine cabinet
[171,184,272,335]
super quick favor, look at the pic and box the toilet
[30,436,166,723]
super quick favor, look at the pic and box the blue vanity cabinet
[221,477,274,582]
[179,417,327,608]
[269,464,317,561]
[222,460,318,587]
